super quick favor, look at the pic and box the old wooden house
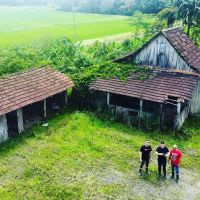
[0,66,73,143]
[90,27,200,130]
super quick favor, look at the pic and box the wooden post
[17,108,24,133]
[139,99,143,118]
[175,102,181,130]
[44,99,47,119]
[107,92,110,106]
[160,103,164,131]
[0,115,8,142]
[138,99,143,127]
[177,102,181,114]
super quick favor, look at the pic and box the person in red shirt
[169,145,183,183]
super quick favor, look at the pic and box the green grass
[0,6,134,46]
[0,6,156,47]
[0,110,199,199]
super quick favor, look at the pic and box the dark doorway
[6,111,18,138]
[46,92,66,117]
[110,94,140,110]
[23,101,44,129]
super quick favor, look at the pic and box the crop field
[0,6,137,46]
[0,110,199,200]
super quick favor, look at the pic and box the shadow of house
[90,27,200,130]
[0,66,74,143]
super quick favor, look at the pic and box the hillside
[0,110,199,200]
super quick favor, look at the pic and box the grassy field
[0,6,136,46]
[0,110,199,200]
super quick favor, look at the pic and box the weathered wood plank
[0,115,8,142]
[17,108,24,133]
[134,35,193,72]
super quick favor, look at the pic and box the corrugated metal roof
[0,66,74,116]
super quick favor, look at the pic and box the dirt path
[84,165,200,200]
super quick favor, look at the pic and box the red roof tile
[90,68,199,103]
[162,27,200,72]
[0,66,74,116]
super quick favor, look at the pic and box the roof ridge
[162,26,182,33]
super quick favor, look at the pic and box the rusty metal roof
[0,66,74,116]
[116,27,200,72]
[90,68,199,103]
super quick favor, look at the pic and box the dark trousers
[171,164,180,180]
[158,159,167,177]
[139,159,149,173]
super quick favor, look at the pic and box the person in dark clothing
[139,140,152,176]
[155,141,169,179]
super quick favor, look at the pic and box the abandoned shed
[90,27,200,130]
[0,66,74,143]
[90,68,199,130]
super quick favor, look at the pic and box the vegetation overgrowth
[0,111,199,199]
[0,35,152,96]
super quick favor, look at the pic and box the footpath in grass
[0,111,199,200]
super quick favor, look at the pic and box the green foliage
[133,0,167,14]
[157,7,177,27]
[177,0,200,35]
[0,36,148,101]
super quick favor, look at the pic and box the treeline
[0,0,171,15]
[59,0,170,15]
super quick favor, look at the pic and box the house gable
[134,34,194,72]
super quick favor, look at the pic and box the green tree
[157,7,177,27]
[178,0,200,35]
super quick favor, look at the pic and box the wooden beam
[17,108,24,133]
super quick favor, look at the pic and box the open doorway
[23,101,44,129]
[46,92,66,117]
[6,111,18,138]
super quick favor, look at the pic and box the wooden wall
[0,115,8,143]
[134,34,194,72]
[191,80,200,114]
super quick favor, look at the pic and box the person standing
[155,141,169,179]
[169,145,183,183]
[139,140,152,176]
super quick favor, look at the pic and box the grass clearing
[0,110,199,199]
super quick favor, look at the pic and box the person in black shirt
[139,140,152,176]
[155,141,169,179]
